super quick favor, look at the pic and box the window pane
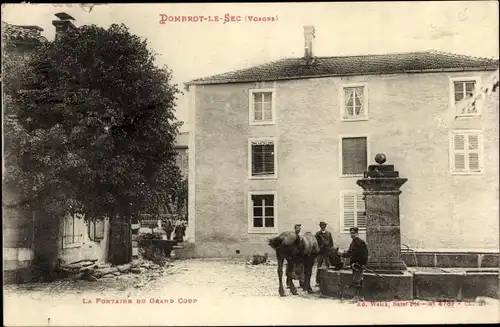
[454,82,464,93]
[253,218,263,228]
[253,93,262,103]
[455,92,464,102]
[342,137,367,175]
[252,194,264,206]
[263,92,272,102]
[253,206,263,217]
[263,103,273,120]
[254,102,263,120]
[465,82,475,93]
[264,207,274,217]
[264,218,274,227]
[262,194,274,206]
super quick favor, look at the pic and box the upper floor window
[450,77,482,116]
[249,89,276,125]
[340,136,369,177]
[341,83,368,121]
[248,138,277,179]
[450,130,483,174]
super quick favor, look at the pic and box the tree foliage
[4,23,184,222]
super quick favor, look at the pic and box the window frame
[88,219,106,242]
[449,76,482,117]
[248,191,278,234]
[338,134,371,178]
[339,82,369,122]
[449,130,484,175]
[248,137,278,180]
[249,88,276,126]
[62,214,83,249]
[340,190,367,234]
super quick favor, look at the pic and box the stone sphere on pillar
[375,153,387,165]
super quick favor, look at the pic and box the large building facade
[184,26,499,260]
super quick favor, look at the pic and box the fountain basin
[318,267,499,301]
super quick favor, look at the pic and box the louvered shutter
[342,193,356,232]
[468,134,481,172]
[355,194,366,230]
[452,134,466,171]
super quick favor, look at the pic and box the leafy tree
[4,23,183,228]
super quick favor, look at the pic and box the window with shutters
[249,89,276,125]
[248,138,277,179]
[450,131,483,174]
[339,136,369,176]
[248,191,277,233]
[340,83,369,121]
[62,214,83,248]
[449,77,482,116]
[88,219,105,242]
[340,191,366,233]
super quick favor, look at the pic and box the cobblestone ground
[4,258,499,326]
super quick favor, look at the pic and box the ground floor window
[248,191,277,233]
[88,219,105,242]
[62,214,83,248]
[340,191,366,232]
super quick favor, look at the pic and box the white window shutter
[342,193,356,231]
[452,134,466,171]
[467,134,481,172]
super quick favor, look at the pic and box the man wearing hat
[341,226,369,301]
[315,221,334,285]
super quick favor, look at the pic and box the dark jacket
[315,230,334,251]
[343,236,368,265]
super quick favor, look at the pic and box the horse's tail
[268,235,283,249]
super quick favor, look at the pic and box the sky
[3,2,499,131]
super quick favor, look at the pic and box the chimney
[52,12,76,40]
[303,25,315,64]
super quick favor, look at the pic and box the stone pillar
[357,154,408,272]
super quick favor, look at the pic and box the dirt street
[4,259,498,326]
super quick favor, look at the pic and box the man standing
[315,221,334,286]
[341,227,369,301]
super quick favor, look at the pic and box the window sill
[340,230,366,234]
[250,121,276,126]
[450,171,484,176]
[339,174,364,178]
[62,243,82,249]
[249,176,278,180]
[248,229,278,234]
[454,114,481,118]
[341,117,369,122]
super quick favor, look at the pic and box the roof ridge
[428,49,499,62]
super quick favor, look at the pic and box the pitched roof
[186,51,499,86]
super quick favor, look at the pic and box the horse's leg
[277,253,285,297]
[304,257,315,293]
[286,259,298,295]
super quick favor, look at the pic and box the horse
[268,231,320,297]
